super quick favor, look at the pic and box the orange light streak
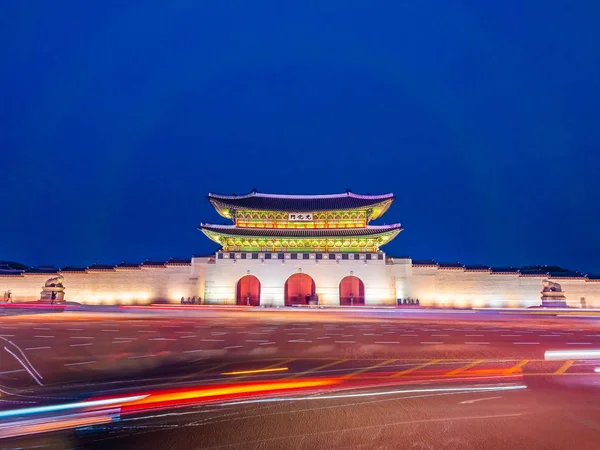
[121,378,338,409]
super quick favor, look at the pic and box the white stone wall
[0,259,209,305]
[404,265,600,308]
[4,255,600,308]
[204,254,396,306]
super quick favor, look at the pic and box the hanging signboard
[288,213,314,222]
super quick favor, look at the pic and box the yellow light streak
[221,367,289,376]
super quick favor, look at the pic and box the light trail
[544,349,600,360]
[1,336,43,380]
[0,395,149,419]
[4,347,43,386]
[218,384,527,406]
[221,367,288,375]
[119,378,338,410]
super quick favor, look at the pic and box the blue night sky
[2,1,599,272]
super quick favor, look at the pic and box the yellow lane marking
[288,359,348,379]
[390,359,440,378]
[221,367,289,376]
[342,359,396,379]
[503,360,529,375]
[445,360,484,377]
[554,360,575,375]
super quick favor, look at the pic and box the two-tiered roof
[200,190,402,252]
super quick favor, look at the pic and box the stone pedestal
[40,287,65,303]
[540,291,567,307]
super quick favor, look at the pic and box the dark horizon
[2,2,600,272]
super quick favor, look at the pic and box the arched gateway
[339,276,365,305]
[236,275,261,306]
[285,273,316,306]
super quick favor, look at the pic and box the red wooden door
[339,276,365,305]
[236,275,261,306]
[285,273,316,306]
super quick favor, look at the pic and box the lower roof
[199,223,403,238]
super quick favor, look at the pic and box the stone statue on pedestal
[540,279,567,307]
[40,275,65,303]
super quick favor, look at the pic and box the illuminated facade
[200,191,403,306]
[200,191,402,253]
[2,190,600,308]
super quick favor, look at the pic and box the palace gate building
[2,190,600,308]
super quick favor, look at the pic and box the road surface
[1,307,599,448]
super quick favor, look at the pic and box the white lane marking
[289,339,312,343]
[112,341,132,344]
[25,347,51,351]
[128,355,155,359]
[101,329,119,332]
[64,361,96,366]
[317,336,330,339]
[225,345,243,349]
[67,329,84,331]
[70,343,93,347]
[70,336,94,339]
[421,341,443,344]
[201,339,224,342]
[179,335,197,339]
[137,330,156,333]
[246,339,268,343]
[33,328,51,331]
[567,342,592,345]
[460,396,502,405]
[401,334,418,337]
[33,335,54,338]
[0,327,17,329]
[183,349,203,354]
[465,334,484,337]
[513,342,539,345]
[259,342,276,345]
[465,342,490,345]
[334,341,355,344]
[0,335,15,337]
[148,338,177,341]
[375,341,400,344]
[113,337,136,340]
[501,335,521,337]
[431,334,449,337]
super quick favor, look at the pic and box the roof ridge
[208,191,393,200]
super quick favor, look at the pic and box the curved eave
[209,198,234,220]
[367,198,394,221]
[199,224,402,248]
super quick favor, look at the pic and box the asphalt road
[1,308,600,448]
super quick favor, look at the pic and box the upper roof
[208,190,394,220]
